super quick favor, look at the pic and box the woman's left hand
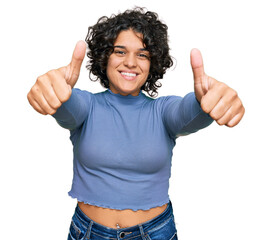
[190,48,245,127]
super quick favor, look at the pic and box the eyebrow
[113,45,149,52]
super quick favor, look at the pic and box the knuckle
[37,73,46,81]
[234,99,243,112]
[37,69,57,84]
[36,74,43,81]
[230,89,238,99]
[47,69,57,77]
[217,82,227,91]
[36,76,42,84]
[31,84,38,92]
[29,85,39,96]
[201,102,209,113]
[36,75,46,85]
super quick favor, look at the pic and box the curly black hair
[85,7,173,97]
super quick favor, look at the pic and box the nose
[123,53,137,68]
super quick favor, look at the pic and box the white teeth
[121,72,137,77]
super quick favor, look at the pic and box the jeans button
[120,232,125,238]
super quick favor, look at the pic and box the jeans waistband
[74,201,173,239]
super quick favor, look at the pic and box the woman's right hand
[27,41,86,115]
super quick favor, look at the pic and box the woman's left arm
[191,49,245,127]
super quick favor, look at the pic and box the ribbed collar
[104,89,147,105]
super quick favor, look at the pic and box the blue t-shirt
[53,89,213,211]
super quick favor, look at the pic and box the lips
[120,71,138,80]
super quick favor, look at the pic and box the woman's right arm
[52,88,92,130]
[27,41,88,129]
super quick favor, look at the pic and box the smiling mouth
[120,71,138,80]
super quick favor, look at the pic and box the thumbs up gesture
[191,49,245,127]
[27,41,86,115]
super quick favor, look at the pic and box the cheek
[106,58,117,78]
[108,55,123,67]
[106,57,113,71]
[143,62,151,76]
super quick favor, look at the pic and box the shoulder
[72,88,107,100]
[151,94,184,107]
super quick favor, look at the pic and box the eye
[114,50,126,56]
[138,53,150,59]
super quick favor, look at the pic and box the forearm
[52,88,91,130]
[163,92,214,138]
[177,93,213,136]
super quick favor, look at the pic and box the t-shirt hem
[68,192,170,211]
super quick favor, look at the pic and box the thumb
[190,48,205,82]
[66,40,86,87]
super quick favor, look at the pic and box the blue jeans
[68,201,178,240]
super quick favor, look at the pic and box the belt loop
[139,225,146,240]
[85,221,93,239]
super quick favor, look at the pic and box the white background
[1,0,271,239]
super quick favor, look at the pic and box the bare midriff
[78,202,168,229]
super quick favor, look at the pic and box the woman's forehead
[114,29,145,48]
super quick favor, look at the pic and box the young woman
[27,8,245,240]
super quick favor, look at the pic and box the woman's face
[106,29,151,96]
